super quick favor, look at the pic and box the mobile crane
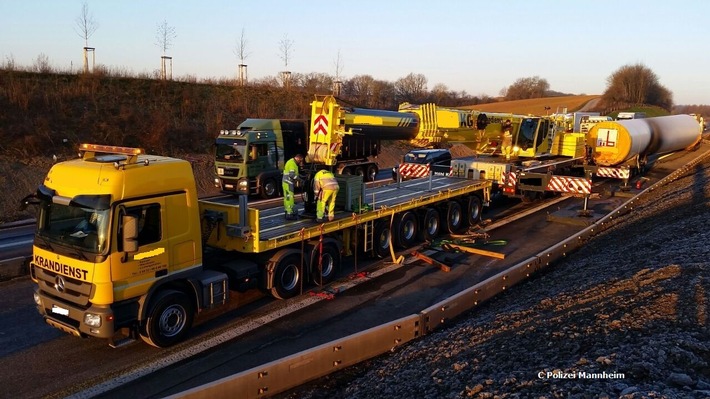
[24,97,491,348]
[215,96,531,198]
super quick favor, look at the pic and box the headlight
[237,178,249,194]
[33,291,41,306]
[84,313,102,327]
[214,178,221,188]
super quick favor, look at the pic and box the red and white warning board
[500,171,517,187]
[546,175,592,194]
[595,167,630,179]
[398,163,430,179]
[313,114,329,136]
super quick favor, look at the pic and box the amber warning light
[80,143,144,156]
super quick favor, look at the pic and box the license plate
[225,184,234,189]
[52,305,69,316]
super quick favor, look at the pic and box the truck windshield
[403,152,431,164]
[36,196,110,255]
[215,138,247,163]
[518,119,538,150]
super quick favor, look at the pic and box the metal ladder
[363,219,375,253]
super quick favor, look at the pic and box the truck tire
[418,208,441,241]
[466,196,483,227]
[260,178,279,199]
[270,253,303,299]
[310,243,341,286]
[354,166,365,180]
[366,164,378,182]
[393,211,418,249]
[140,290,194,348]
[444,200,464,234]
[372,219,392,258]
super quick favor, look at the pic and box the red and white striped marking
[398,163,430,179]
[596,167,630,179]
[546,176,592,194]
[500,171,517,187]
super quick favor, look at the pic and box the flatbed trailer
[201,175,491,255]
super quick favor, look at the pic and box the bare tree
[155,19,177,55]
[503,76,550,100]
[602,63,672,110]
[395,73,428,103]
[278,34,294,69]
[234,28,250,85]
[234,27,250,64]
[75,1,98,73]
[332,49,344,95]
[333,49,344,81]
[75,1,98,48]
[155,20,177,80]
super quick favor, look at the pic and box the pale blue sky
[1,0,708,104]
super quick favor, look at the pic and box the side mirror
[19,193,39,211]
[122,215,139,254]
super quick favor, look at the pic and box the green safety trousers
[283,179,296,217]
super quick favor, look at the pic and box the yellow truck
[24,100,491,348]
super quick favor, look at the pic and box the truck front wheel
[260,178,279,199]
[140,290,194,348]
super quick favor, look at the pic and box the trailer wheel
[372,219,392,258]
[366,164,379,182]
[311,243,341,286]
[393,211,418,248]
[444,200,464,234]
[418,208,441,241]
[270,254,302,299]
[140,290,194,348]
[260,178,279,199]
[466,196,483,226]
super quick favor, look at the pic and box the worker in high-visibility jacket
[282,154,304,220]
[314,169,339,222]
[501,127,514,160]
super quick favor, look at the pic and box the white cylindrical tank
[588,115,701,166]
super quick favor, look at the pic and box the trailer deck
[199,176,491,253]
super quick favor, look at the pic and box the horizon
[1,0,709,105]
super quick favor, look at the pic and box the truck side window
[120,204,161,248]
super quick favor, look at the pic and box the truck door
[112,199,169,301]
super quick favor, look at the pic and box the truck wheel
[418,208,440,241]
[260,178,278,199]
[394,211,418,248]
[354,166,365,180]
[372,219,392,258]
[311,243,341,286]
[466,196,483,227]
[270,254,302,299]
[140,290,194,348]
[445,200,464,234]
[366,164,379,182]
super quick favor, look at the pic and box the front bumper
[35,288,115,338]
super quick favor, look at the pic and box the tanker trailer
[588,114,701,167]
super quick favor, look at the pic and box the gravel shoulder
[278,159,710,398]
